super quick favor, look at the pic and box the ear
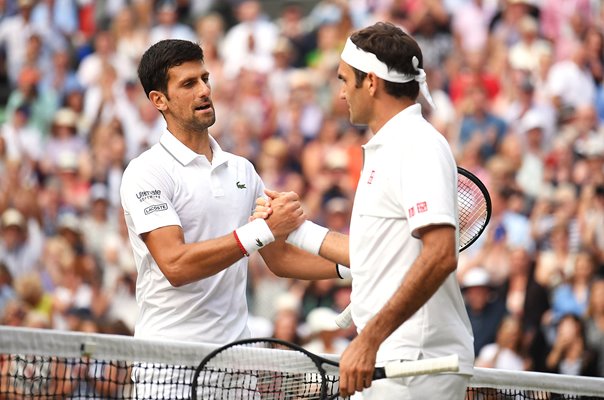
[149,90,168,112]
[365,72,378,97]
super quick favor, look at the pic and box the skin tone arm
[254,189,350,279]
[338,224,457,397]
[142,191,305,287]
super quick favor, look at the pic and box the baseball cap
[1,208,26,229]
[461,268,491,289]
[307,307,340,334]
[89,183,109,203]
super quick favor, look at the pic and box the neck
[168,123,213,162]
[369,97,416,134]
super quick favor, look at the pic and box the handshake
[237,188,328,256]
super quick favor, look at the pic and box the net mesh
[1,326,603,399]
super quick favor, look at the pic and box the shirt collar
[364,103,423,148]
[159,130,226,167]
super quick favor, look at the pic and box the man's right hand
[260,189,306,239]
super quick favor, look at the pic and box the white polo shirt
[120,131,264,344]
[349,104,474,374]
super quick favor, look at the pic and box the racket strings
[458,176,489,249]
[194,344,339,399]
[196,367,335,399]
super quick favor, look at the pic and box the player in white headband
[254,22,472,400]
[340,37,436,109]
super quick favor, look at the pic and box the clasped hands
[253,189,306,240]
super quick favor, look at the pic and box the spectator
[545,42,597,112]
[457,82,507,160]
[548,249,597,325]
[585,279,604,377]
[220,0,279,79]
[303,307,349,354]
[148,0,196,45]
[545,313,599,376]
[0,207,43,279]
[461,267,508,356]
[0,262,15,314]
[4,65,59,135]
[476,315,530,370]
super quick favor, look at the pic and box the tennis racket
[190,337,459,400]
[334,166,491,328]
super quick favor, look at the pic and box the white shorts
[352,373,469,400]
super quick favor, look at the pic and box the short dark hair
[137,39,204,98]
[349,22,422,100]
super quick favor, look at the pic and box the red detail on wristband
[233,230,249,257]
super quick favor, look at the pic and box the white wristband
[234,219,275,256]
[286,220,329,255]
[336,264,352,280]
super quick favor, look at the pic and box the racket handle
[381,354,459,379]
[335,304,353,328]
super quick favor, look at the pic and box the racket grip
[383,354,459,378]
[335,304,353,328]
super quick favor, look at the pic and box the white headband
[340,37,435,109]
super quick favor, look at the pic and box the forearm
[319,231,350,267]
[151,233,247,286]
[260,240,338,280]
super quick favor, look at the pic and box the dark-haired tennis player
[121,39,339,344]
[260,22,474,399]
[121,38,343,398]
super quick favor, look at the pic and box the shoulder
[123,145,171,181]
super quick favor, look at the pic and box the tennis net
[1,326,603,399]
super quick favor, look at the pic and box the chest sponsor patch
[367,170,376,184]
[144,203,168,215]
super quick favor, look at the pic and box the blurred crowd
[0,0,603,379]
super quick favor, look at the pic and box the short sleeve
[397,137,457,238]
[120,161,181,235]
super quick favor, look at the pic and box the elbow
[160,262,190,287]
[265,262,291,278]
[438,253,458,276]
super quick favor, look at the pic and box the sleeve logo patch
[417,202,428,213]
[144,203,168,215]
[137,190,161,202]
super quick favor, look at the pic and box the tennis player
[259,22,474,399]
[120,39,339,398]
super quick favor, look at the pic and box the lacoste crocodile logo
[255,238,263,247]
[236,181,246,189]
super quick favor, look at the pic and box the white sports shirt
[349,104,474,374]
[120,131,264,343]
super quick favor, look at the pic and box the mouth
[194,103,212,112]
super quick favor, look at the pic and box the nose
[338,84,346,100]
[197,79,211,97]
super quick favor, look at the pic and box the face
[337,60,369,125]
[155,60,216,134]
